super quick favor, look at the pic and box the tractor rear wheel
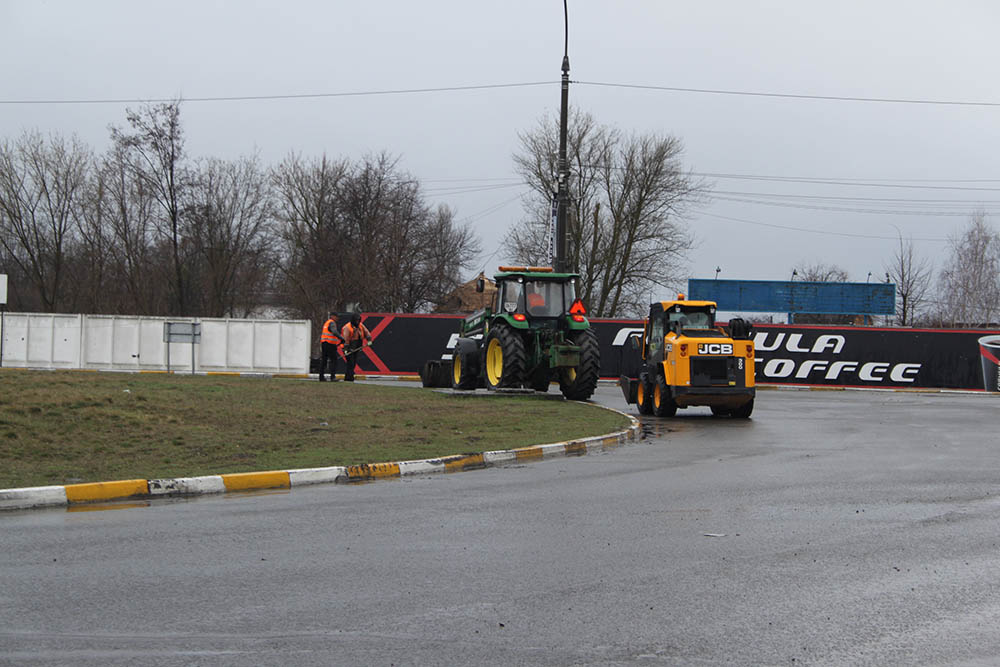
[451,350,478,390]
[652,375,677,417]
[559,328,601,401]
[484,324,526,390]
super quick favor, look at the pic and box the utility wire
[702,211,948,241]
[0,82,555,105]
[574,81,1000,108]
[4,79,1000,108]
[711,194,988,216]
[713,189,1000,205]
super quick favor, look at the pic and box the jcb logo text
[698,343,733,355]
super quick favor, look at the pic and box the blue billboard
[687,279,896,315]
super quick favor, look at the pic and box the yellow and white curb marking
[0,410,639,512]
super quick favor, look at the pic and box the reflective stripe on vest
[321,319,339,344]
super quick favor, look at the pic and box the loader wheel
[652,375,677,417]
[484,324,526,390]
[731,398,754,419]
[710,406,732,417]
[636,380,654,415]
[451,350,478,390]
[559,328,601,401]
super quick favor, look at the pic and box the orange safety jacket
[341,321,372,349]
[321,319,343,346]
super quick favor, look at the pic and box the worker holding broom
[340,313,373,382]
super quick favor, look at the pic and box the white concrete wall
[0,313,311,374]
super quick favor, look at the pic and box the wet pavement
[2,385,999,665]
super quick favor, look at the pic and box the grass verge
[0,369,628,489]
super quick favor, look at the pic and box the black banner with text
[343,314,998,391]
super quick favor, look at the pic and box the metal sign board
[163,321,201,343]
[688,279,896,315]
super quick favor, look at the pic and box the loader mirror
[476,277,485,293]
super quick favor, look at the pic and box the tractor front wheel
[484,324,527,390]
[559,328,601,401]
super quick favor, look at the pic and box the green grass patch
[0,369,628,488]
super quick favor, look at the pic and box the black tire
[636,378,654,415]
[710,406,731,417]
[731,398,754,419]
[652,375,677,417]
[529,367,551,392]
[451,350,478,390]
[559,328,601,401]
[484,324,527,390]
[420,360,436,387]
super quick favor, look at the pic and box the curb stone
[0,409,640,512]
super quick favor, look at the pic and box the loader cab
[644,298,720,359]
[664,302,716,334]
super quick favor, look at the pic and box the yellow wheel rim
[486,337,503,386]
[637,383,646,407]
[452,354,462,385]
[654,381,662,408]
[564,367,577,383]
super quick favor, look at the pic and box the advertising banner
[346,314,999,392]
[749,325,997,390]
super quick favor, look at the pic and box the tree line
[0,102,481,329]
[4,100,995,327]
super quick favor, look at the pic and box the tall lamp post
[554,0,570,273]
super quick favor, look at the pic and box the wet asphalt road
[2,385,999,665]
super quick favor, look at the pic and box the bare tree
[792,261,849,283]
[336,153,480,312]
[789,261,851,324]
[507,109,707,317]
[0,130,91,311]
[273,152,480,332]
[94,141,164,314]
[272,152,349,325]
[409,204,481,312]
[884,234,933,326]
[936,211,1000,326]
[186,154,276,317]
[110,101,190,314]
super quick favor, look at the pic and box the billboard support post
[0,274,7,368]
[163,322,201,375]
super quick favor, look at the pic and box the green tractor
[450,266,601,400]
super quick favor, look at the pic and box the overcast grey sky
[3,1,998,295]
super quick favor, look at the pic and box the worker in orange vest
[318,312,345,382]
[340,312,373,382]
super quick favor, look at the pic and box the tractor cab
[492,267,583,322]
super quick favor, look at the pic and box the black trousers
[345,344,362,381]
[319,342,340,380]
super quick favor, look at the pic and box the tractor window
[524,281,564,317]
[500,282,522,313]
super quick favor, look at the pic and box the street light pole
[555,0,570,273]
